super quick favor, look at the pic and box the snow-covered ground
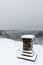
[0,38,43,65]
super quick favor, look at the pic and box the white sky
[0,0,43,30]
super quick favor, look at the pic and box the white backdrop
[0,0,43,30]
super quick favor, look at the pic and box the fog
[0,0,43,30]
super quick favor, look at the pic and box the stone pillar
[18,35,37,62]
[21,35,35,51]
[22,38,33,51]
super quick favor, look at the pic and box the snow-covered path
[0,38,43,65]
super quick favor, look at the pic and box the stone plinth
[18,35,37,62]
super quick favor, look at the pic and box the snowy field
[0,38,43,65]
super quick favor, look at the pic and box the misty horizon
[0,0,43,30]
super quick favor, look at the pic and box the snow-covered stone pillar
[18,35,37,62]
[21,35,35,51]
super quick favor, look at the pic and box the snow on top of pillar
[21,35,35,39]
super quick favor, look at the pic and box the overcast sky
[0,0,43,30]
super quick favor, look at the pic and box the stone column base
[17,50,38,62]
